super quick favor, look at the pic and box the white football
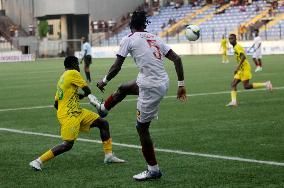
[185,24,200,41]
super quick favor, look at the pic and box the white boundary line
[0,128,283,167]
[0,86,283,113]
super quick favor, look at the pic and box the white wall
[76,40,284,58]
[34,0,143,20]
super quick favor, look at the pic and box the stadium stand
[260,5,284,40]
[101,0,284,45]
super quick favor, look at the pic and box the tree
[38,20,49,39]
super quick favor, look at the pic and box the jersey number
[147,40,162,60]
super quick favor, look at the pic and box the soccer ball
[185,24,200,41]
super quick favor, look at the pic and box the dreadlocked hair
[129,11,149,30]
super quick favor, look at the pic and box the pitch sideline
[0,128,283,167]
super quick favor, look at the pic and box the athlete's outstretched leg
[29,141,74,171]
[104,80,139,111]
[89,80,139,117]
[243,80,253,90]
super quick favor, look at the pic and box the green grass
[0,55,283,188]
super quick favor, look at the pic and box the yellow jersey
[233,43,251,71]
[221,38,227,49]
[55,70,88,119]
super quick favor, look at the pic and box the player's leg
[84,55,92,82]
[29,140,75,171]
[242,80,253,89]
[258,58,262,71]
[104,80,139,110]
[29,118,80,171]
[253,58,259,67]
[89,80,139,117]
[226,78,241,107]
[133,84,167,181]
[88,115,125,163]
[224,50,229,63]
[253,54,261,72]
[250,80,272,91]
[133,121,162,181]
[222,50,225,63]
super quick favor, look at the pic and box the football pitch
[0,55,283,187]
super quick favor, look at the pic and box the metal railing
[94,23,284,47]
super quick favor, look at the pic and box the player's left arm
[234,53,246,74]
[165,49,187,102]
[97,55,125,92]
[72,71,91,98]
[79,86,91,99]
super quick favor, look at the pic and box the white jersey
[82,42,92,56]
[253,36,262,54]
[117,32,171,88]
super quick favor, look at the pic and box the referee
[81,37,92,83]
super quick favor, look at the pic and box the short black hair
[64,56,79,68]
[81,37,87,43]
[129,11,149,30]
[229,33,237,39]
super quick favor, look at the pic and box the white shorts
[253,50,262,59]
[137,83,168,123]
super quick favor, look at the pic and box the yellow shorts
[58,109,100,141]
[234,69,252,81]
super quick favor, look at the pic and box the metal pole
[279,23,282,39]
[265,24,267,40]
[212,28,215,42]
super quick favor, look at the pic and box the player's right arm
[97,37,129,92]
[97,55,125,92]
[234,52,246,74]
[165,49,187,102]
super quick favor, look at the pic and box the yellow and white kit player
[226,34,272,107]
[220,35,229,64]
[29,56,124,171]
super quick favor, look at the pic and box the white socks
[148,164,159,172]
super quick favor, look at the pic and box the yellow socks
[231,91,237,102]
[253,83,266,89]
[102,138,112,154]
[39,149,54,163]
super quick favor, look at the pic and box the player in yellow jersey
[226,34,273,107]
[220,35,229,64]
[29,56,125,171]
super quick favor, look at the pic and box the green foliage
[38,20,49,38]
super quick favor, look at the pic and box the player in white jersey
[249,29,263,72]
[81,37,92,82]
[88,11,187,181]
